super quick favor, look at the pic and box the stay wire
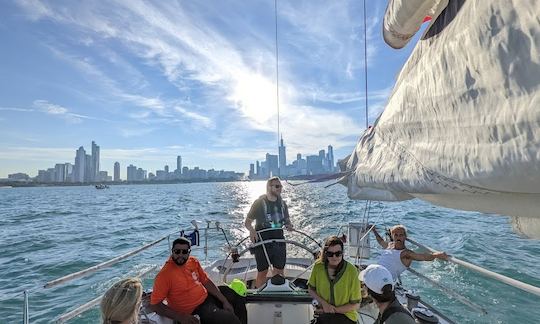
[362,0,369,128]
[274,0,281,169]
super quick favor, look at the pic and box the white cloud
[118,127,155,138]
[33,99,68,115]
[32,100,86,123]
[174,106,214,129]
[46,46,168,114]
[281,104,362,152]
[1,103,110,124]
[13,1,385,155]
[15,0,55,21]
[0,146,76,161]
[0,106,34,112]
[101,148,162,160]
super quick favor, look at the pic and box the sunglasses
[172,248,191,255]
[325,250,343,258]
[272,184,282,189]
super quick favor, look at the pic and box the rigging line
[407,267,487,314]
[362,0,369,129]
[274,0,281,173]
[55,265,161,323]
[407,238,540,297]
[44,232,172,289]
[361,200,369,224]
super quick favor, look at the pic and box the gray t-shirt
[247,195,290,240]
[375,298,415,324]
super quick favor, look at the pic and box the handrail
[44,233,173,289]
[222,239,318,282]
[56,265,160,323]
[407,267,487,314]
[407,238,540,297]
[57,295,102,323]
[291,229,322,247]
[234,227,321,249]
[238,239,319,256]
[23,290,29,324]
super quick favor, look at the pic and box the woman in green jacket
[308,236,361,324]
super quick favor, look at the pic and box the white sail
[342,0,540,237]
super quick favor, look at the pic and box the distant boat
[95,184,109,189]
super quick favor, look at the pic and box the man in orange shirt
[150,237,245,324]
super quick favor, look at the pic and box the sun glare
[229,73,278,126]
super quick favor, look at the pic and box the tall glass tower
[278,136,286,176]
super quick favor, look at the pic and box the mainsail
[341,0,540,238]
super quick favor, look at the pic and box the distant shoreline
[0,178,248,188]
[0,174,337,188]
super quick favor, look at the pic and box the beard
[173,256,188,266]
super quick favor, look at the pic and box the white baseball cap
[359,264,394,294]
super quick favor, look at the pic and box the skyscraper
[54,163,66,182]
[64,163,73,182]
[127,164,137,181]
[319,149,326,172]
[307,155,323,175]
[266,153,279,177]
[327,145,334,171]
[176,155,182,172]
[249,163,255,178]
[74,146,86,182]
[278,135,286,176]
[114,162,120,181]
[91,141,100,182]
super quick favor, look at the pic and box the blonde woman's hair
[390,224,407,237]
[101,277,143,324]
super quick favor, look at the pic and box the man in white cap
[360,264,415,324]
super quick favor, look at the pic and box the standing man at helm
[244,176,294,288]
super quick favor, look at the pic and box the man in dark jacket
[244,176,293,287]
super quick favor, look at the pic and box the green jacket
[308,260,361,322]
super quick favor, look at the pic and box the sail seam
[373,130,512,195]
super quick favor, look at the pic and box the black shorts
[312,313,355,324]
[253,241,286,271]
[192,286,246,324]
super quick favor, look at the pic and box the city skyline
[249,136,337,179]
[3,138,342,181]
[0,1,421,178]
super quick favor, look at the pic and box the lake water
[0,182,538,323]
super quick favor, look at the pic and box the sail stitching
[373,130,506,195]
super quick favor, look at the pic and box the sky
[0,0,417,179]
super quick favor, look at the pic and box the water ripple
[0,182,538,323]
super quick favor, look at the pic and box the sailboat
[340,0,540,239]
[15,1,540,323]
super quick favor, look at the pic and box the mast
[274,0,281,176]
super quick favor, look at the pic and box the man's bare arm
[244,217,257,242]
[371,226,388,249]
[404,250,448,262]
